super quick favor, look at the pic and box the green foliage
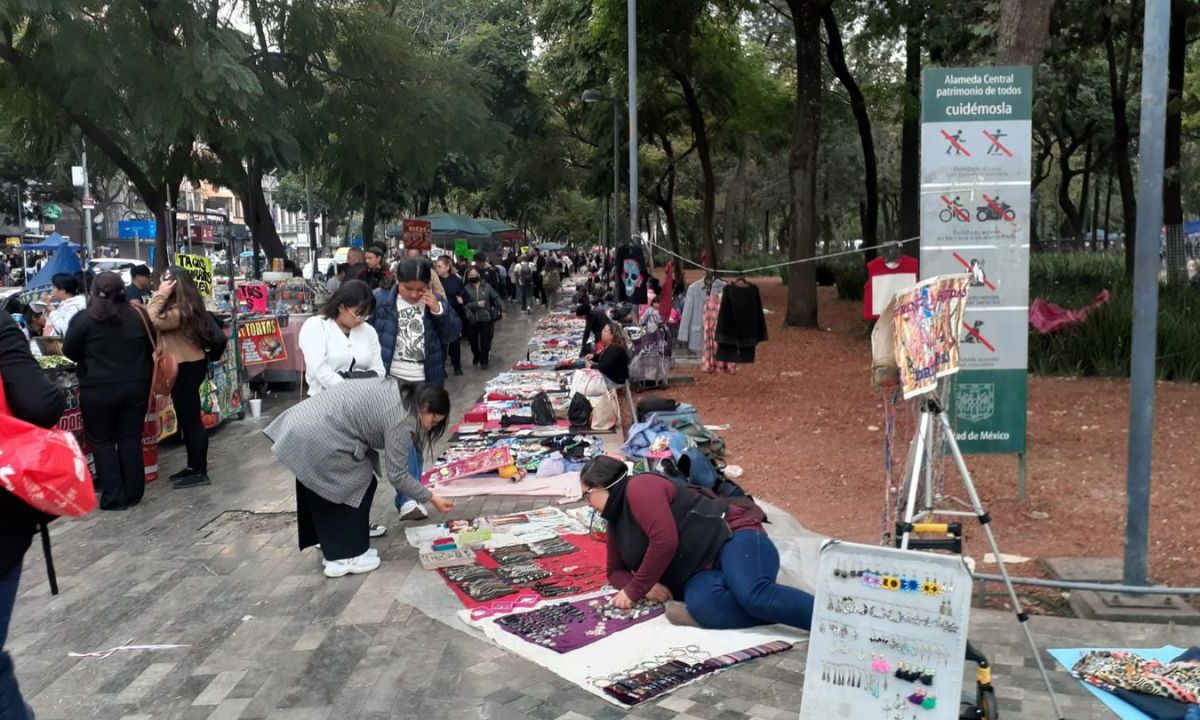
[1027,253,1200,382]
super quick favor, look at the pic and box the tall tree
[1163,0,1190,285]
[822,2,879,255]
[994,0,1055,67]
[784,0,828,328]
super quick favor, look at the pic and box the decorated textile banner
[892,274,970,399]
[238,317,288,365]
[177,253,213,296]
[236,282,269,314]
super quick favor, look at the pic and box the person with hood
[369,257,461,520]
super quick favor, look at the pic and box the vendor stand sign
[235,282,269,314]
[891,275,970,400]
[403,219,433,251]
[920,66,1032,455]
[177,253,213,297]
[238,317,288,365]
[800,541,972,720]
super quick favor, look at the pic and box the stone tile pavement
[9,305,1198,719]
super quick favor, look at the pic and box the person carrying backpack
[514,256,535,313]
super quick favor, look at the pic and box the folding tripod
[897,394,1064,720]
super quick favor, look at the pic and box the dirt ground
[659,274,1200,591]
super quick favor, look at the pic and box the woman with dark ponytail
[63,272,156,509]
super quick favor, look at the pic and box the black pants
[296,477,376,561]
[467,321,495,366]
[81,381,150,509]
[171,359,209,474]
[446,337,462,373]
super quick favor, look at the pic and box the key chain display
[494,593,664,654]
[799,541,972,720]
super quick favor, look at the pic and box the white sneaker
[323,551,381,578]
[398,500,429,521]
[368,523,387,538]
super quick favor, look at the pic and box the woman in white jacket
[299,280,386,396]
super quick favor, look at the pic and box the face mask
[469,278,480,284]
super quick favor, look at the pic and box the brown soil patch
[659,274,1200,591]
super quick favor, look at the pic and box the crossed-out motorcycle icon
[938,196,1016,223]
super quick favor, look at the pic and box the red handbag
[0,368,97,516]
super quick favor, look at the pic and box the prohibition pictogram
[939,195,970,223]
[982,129,1012,157]
[952,252,996,290]
[961,320,997,353]
[941,129,970,156]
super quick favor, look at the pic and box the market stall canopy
[23,233,82,252]
[415,213,493,237]
[476,218,516,234]
[25,244,83,288]
[537,242,565,251]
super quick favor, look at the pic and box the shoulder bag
[0,367,96,516]
[135,306,177,396]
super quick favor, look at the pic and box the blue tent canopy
[25,244,83,289]
[23,233,83,252]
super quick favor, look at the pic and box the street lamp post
[583,89,620,250]
[627,0,639,246]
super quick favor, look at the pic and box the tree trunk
[361,186,378,247]
[722,155,746,257]
[654,138,686,282]
[898,0,921,255]
[1164,0,1189,284]
[1104,1,1138,273]
[675,71,720,270]
[1104,159,1115,250]
[244,164,286,260]
[994,0,1054,68]
[1078,138,1093,250]
[785,0,822,328]
[822,4,879,257]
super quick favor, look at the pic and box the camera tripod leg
[935,409,1065,720]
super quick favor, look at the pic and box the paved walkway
[9,306,1196,720]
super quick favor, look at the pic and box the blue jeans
[0,564,33,720]
[394,440,424,511]
[683,530,814,631]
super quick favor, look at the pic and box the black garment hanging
[614,245,649,304]
[714,280,767,363]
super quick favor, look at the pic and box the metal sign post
[919,67,1033,494]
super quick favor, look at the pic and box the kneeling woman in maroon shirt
[580,455,814,630]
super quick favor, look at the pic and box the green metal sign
[42,203,62,221]
[920,66,1033,455]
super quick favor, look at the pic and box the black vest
[604,475,731,597]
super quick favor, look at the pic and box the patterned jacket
[263,377,431,507]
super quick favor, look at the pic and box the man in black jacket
[0,312,67,720]
[575,303,611,356]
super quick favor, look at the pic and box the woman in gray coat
[265,379,455,577]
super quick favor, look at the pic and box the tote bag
[0,369,96,516]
